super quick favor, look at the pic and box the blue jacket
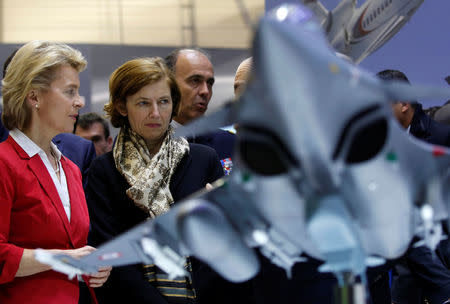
[410,104,450,147]
[187,129,235,160]
[0,116,8,143]
[187,129,235,175]
[52,133,96,186]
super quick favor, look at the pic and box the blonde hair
[105,57,180,128]
[1,40,87,130]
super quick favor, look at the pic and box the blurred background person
[377,69,450,304]
[0,40,110,304]
[75,112,112,156]
[434,101,450,125]
[377,69,450,147]
[233,57,252,99]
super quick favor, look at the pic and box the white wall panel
[0,0,263,48]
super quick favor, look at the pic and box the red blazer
[0,136,90,303]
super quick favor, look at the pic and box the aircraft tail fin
[301,0,329,27]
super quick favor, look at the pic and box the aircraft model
[36,3,450,297]
[302,0,424,63]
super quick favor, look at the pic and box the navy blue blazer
[187,129,235,161]
[0,117,8,143]
[52,133,96,186]
[85,143,250,304]
[187,129,236,176]
[410,104,450,147]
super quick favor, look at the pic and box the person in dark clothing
[377,69,450,304]
[377,69,450,146]
[434,101,450,126]
[165,49,236,174]
[86,57,249,304]
[0,112,8,142]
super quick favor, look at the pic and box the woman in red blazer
[0,41,110,303]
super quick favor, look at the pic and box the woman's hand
[58,245,96,259]
[57,245,112,287]
[60,246,112,287]
[17,246,101,278]
[84,266,112,288]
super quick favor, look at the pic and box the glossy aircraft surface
[36,3,450,294]
[303,0,424,63]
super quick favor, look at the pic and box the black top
[0,114,8,143]
[86,143,250,304]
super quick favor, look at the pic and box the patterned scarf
[114,125,189,218]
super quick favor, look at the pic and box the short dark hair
[376,69,419,107]
[164,48,212,73]
[77,112,110,139]
[376,69,410,84]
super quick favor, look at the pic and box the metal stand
[334,272,367,304]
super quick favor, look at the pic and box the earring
[35,104,39,110]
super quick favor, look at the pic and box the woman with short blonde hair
[2,41,86,131]
[0,40,110,304]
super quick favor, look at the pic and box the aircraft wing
[36,208,191,279]
[36,184,263,282]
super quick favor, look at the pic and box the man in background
[377,69,450,147]
[377,69,450,304]
[165,48,235,175]
[75,112,112,156]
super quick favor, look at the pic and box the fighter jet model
[302,0,424,63]
[36,3,450,295]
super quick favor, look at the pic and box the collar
[10,128,61,160]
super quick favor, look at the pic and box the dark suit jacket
[0,116,8,143]
[392,105,450,304]
[410,104,450,147]
[52,133,96,186]
[251,253,337,304]
[188,129,235,161]
[0,137,90,304]
[85,143,249,304]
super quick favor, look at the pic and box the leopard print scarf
[114,125,189,218]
